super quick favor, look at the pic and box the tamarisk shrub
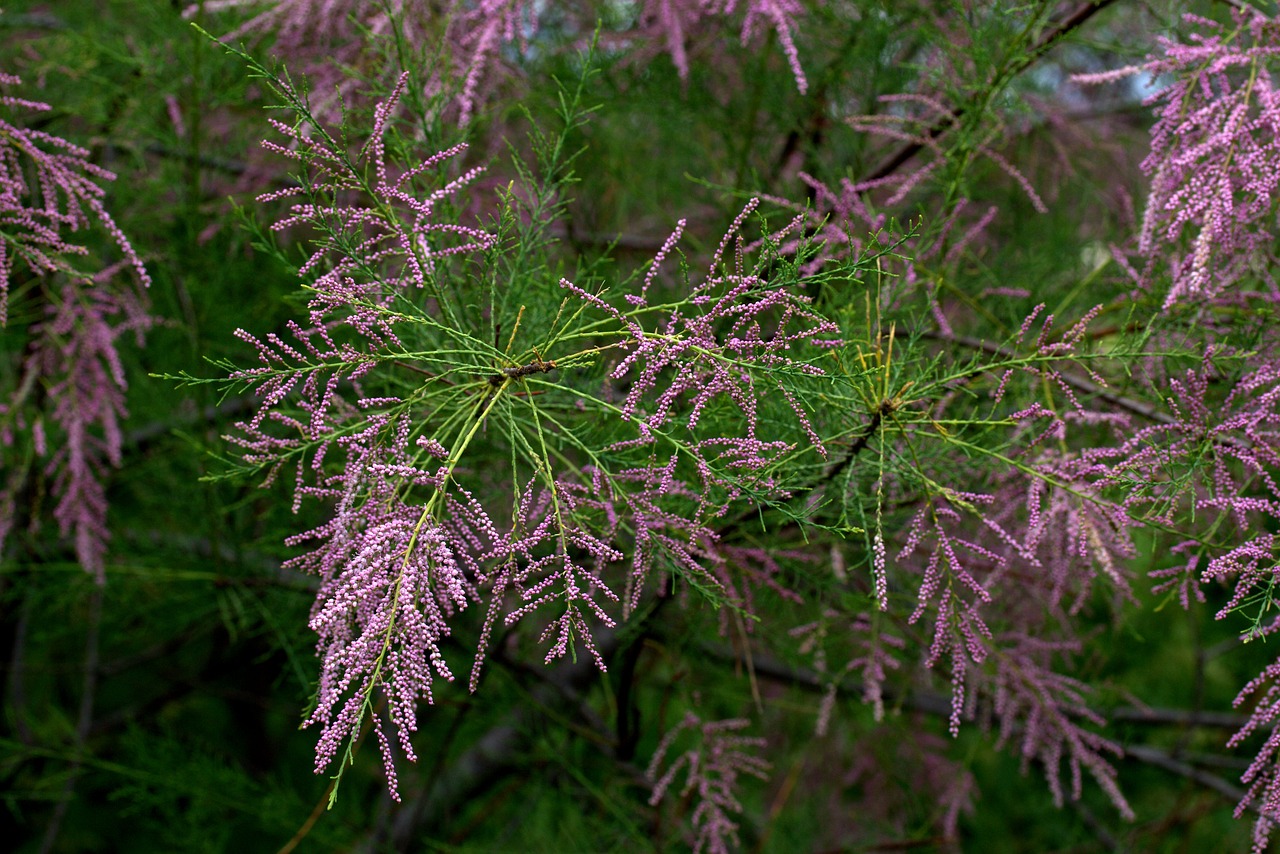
[161,2,1280,850]
[197,47,840,811]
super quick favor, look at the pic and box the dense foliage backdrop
[6,1,1280,851]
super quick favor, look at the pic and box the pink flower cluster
[1076,12,1280,308]
[0,72,149,323]
[561,199,840,488]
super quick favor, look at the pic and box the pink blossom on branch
[258,72,493,296]
[790,609,905,730]
[485,475,624,671]
[833,304,1146,817]
[1074,11,1280,308]
[560,199,841,484]
[647,712,772,854]
[190,0,539,126]
[988,634,1133,821]
[0,72,150,324]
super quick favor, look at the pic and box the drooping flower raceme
[287,417,469,794]
[647,712,772,854]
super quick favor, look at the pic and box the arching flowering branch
[453,1,538,126]
[196,61,505,798]
[210,43,852,803]
[291,419,470,801]
[0,72,152,581]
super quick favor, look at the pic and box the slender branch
[822,402,888,483]
[922,329,1175,426]
[1110,706,1249,729]
[1124,744,1251,808]
[276,780,336,854]
[1070,800,1122,852]
[697,642,954,719]
[861,0,1122,186]
[4,586,36,744]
